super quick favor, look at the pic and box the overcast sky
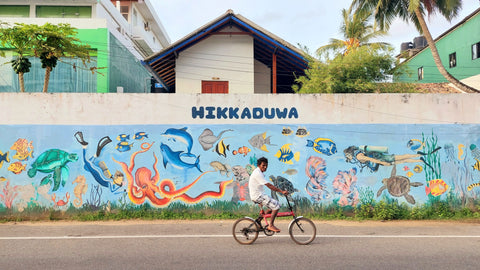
[153,0,480,55]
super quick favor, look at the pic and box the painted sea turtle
[28,149,78,192]
[376,164,423,204]
[269,175,298,200]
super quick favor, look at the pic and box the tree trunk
[18,72,25,92]
[414,8,480,93]
[42,66,51,93]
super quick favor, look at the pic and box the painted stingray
[198,128,233,151]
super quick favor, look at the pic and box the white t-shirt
[248,167,268,201]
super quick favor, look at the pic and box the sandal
[267,225,281,232]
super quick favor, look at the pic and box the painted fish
[248,132,274,152]
[10,138,34,161]
[403,166,409,171]
[198,128,233,151]
[295,127,309,137]
[8,161,26,174]
[160,143,201,172]
[232,146,250,156]
[407,139,425,151]
[406,171,413,178]
[306,138,337,156]
[425,179,449,196]
[275,144,300,165]
[467,182,480,191]
[134,132,148,140]
[282,127,293,136]
[232,165,251,183]
[0,177,6,182]
[210,161,231,177]
[117,134,130,141]
[214,139,230,158]
[473,158,480,171]
[282,169,298,175]
[0,151,9,169]
[413,165,423,173]
[162,127,194,157]
[116,141,133,152]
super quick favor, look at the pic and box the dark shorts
[253,194,280,210]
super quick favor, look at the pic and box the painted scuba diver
[343,145,441,172]
[74,131,125,194]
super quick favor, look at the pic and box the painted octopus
[113,142,232,207]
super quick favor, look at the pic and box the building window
[418,67,424,81]
[449,52,456,68]
[36,6,92,18]
[120,6,129,21]
[472,42,480,60]
[0,5,30,17]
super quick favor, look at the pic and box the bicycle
[232,195,316,245]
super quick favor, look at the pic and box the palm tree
[317,5,390,57]
[351,0,479,93]
[33,23,91,93]
[0,23,37,92]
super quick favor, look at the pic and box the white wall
[0,93,477,125]
[254,59,271,94]
[176,28,254,94]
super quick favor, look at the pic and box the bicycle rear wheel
[232,218,259,245]
[288,217,316,245]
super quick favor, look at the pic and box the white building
[143,10,308,94]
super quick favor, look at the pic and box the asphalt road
[1,220,480,270]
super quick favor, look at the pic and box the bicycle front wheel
[232,218,259,245]
[288,217,316,245]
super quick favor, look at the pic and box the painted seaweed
[0,181,18,209]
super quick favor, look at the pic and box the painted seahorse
[467,182,480,191]
[72,175,88,207]
[458,144,466,160]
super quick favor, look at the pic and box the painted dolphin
[160,143,202,172]
[161,127,195,157]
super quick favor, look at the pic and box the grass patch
[1,197,480,222]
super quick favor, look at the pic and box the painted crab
[52,192,70,207]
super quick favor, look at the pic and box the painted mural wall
[0,93,479,213]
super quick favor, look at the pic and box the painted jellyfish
[470,144,480,159]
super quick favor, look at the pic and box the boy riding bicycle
[248,157,288,232]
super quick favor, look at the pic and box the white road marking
[1,234,480,240]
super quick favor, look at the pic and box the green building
[395,7,480,90]
[0,0,170,93]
